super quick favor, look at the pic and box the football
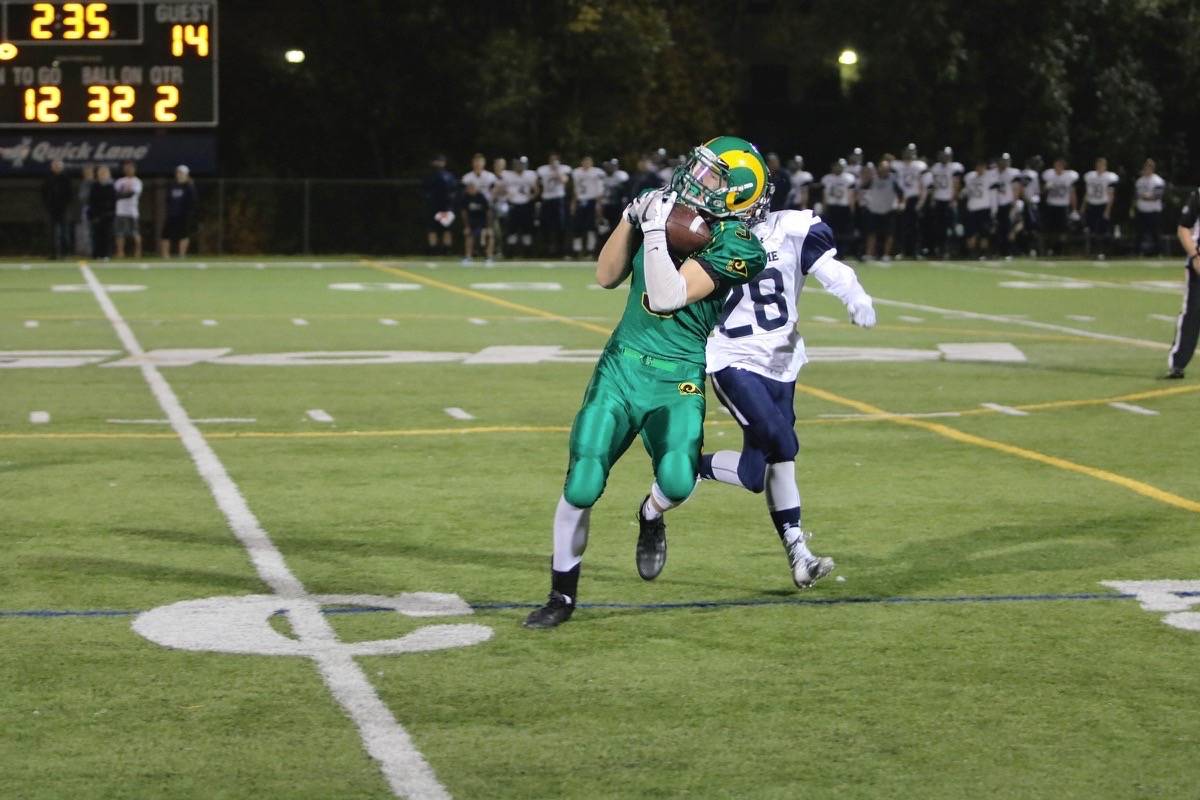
[664,203,712,257]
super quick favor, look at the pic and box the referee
[1167,188,1200,378]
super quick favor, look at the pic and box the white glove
[623,189,662,227]
[848,297,876,328]
[639,190,676,234]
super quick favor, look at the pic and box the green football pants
[562,346,706,509]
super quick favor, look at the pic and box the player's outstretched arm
[810,258,876,327]
[640,191,716,312]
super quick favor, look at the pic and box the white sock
[641,481,684,521]
[552,495,590,572]
[707,450,750,488]
[766,461,810,557]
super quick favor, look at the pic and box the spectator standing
[894,143,928,258]
[570,155,606,258]
[1166,189,1200,378]
[41,159,73,260]
[160,165,198,258]
[490,157,509,258]
[599,158,630,246]
[1041,158,1080,255]
[88,165,116,260]
[536,152,571,258]
[962,159,995,260]
[1082,156,1119,258]
[927,147,963,258]
[845,147,865,180]
[113,160,143,259]
[501,156,538,258]
[1134,158,1166,256]
[423,155,458,255]
[989,153,1021,258]
[860,156,903,261]
[766,153,791,212]
[820,158,857,256]
[74,164,94,257]
[459,181,493,264]
[787,155,813,210]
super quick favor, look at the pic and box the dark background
[219,0,1200,181]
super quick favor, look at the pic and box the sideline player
[1041,158,1079,255]
[894,143,927,259]
[571,155,607,257]
[524,136,770,628]
[927,147,963,258]
[700,207,876,587]
[1166,188,1200,379]
[1083,157,1119,259]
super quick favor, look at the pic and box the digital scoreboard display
[0,1,217,128]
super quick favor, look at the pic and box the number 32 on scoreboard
[85,85,181,122]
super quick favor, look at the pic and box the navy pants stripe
[710,367,798,493]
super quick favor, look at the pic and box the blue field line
[6,589,1200,620]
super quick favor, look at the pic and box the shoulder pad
[771,209,818,239]
[695,220,768,284]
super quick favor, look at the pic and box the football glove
[848,297,876,328]
[624,190,660,227]
[639,190,677,234]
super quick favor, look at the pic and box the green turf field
[2,255,1198,800]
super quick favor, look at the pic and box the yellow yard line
[364,260,613,335]
[1014,382,1200,412]
[794,383,1200,514]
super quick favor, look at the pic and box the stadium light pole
[838,48,860,95]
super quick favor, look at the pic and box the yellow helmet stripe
[718,149,766,212]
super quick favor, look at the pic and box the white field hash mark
[980,403,1029,417]
[29,410,50,424]
[443,407,474,420]
[80,265,461,800]
[1108,402,1159,416]
[306,408,334,423]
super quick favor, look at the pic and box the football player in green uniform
[525,136,771,628]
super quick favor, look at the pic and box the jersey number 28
[718,267,788,338]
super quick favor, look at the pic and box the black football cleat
[636,495,667,580]
[523,591,575,629]
[1163,367,1185,380]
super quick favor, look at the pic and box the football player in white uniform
[1083,157,1119,259]
[700,208,876,588]
[788,155,814,210]
[501,156,539,257]
[1134,158,1166,256]
[571,156,607,257]
[988,153,1021,259]
[894,143,928,258]
[1041,158,1080,255]
[927,146,964,258]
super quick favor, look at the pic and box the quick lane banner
[0,133,216,175]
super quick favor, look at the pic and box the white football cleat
[784,531,835,589]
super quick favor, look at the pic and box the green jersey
[607,219,767,366]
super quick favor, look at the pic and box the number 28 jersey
[706,210,836,382]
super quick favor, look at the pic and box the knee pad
[655,453,698,503]
[563,458,605,509]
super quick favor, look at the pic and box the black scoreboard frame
[0,0,218,129]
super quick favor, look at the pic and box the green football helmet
[670,135,772,223]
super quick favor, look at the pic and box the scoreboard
[0,1,217,128]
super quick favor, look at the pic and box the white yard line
[467,318,488,326]
[23,320,38,328]
[980,403,1029,417]
[1108,402,1160,416]
[928,260,1179,294]
[443,407,475,421]
[108,418,258,425]
[202,319,219,327]
[80,265,450,800]
[1065,315,1095,322]
[29,410,50,424]
[869,296,1168,350]
[292,318,309,326]
[818,411,963,420]
[1149,313,1178,322]
[898,315,925,323]
[306,409,334,423]
[379,318,399,326]
[810,315,838,324]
